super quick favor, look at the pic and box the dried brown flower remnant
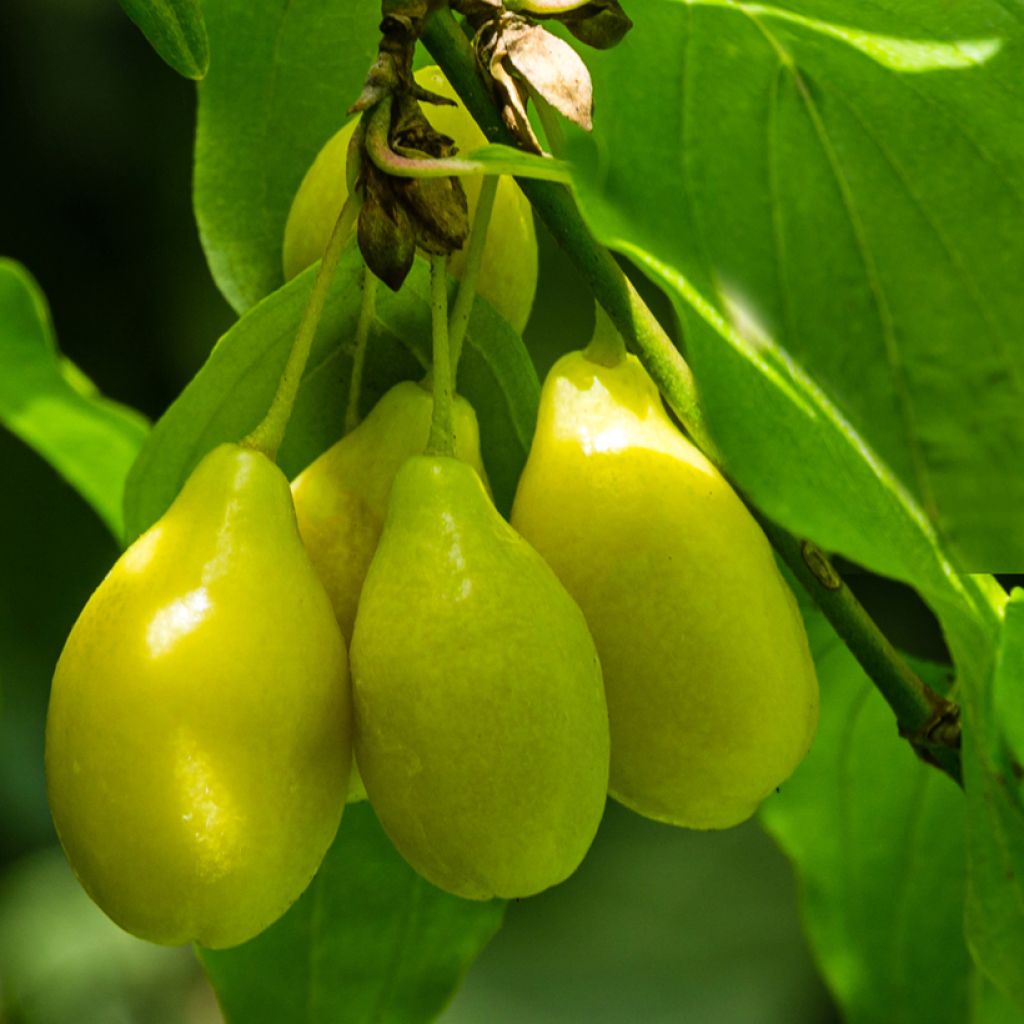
[476,13,594,150]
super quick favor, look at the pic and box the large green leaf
[199,803,504,1024]
[551,6,1024,1000]
[564,0,1024,574]
[118,0,209,80]
[194,0,379,312]
[964,590,1024,1008]
[760,613,977,1022]
[0,259,149,541]
[122,247,539,540]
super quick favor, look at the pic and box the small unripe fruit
[283,66,538,334]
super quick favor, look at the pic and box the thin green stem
[243,196,360,459]
[532,90,567,159]
[426,253,455,456]
[424,11,715,454]
[365,96,570,182]
[449,174,498,379]
[345,267,379,434]
[423,8,963,786]
[762,526,962,782]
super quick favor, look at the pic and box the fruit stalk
[422,6,964,785]
[423,11,715,452]
[245,195,361,459]
[427,253,456,457]
[346,265,380,434]
[449,174,498,375]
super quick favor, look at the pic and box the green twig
[243,196,360,459]
[426,254,455,457]
[346,266,379,434]
[761,525,962,783]
[423,8,963,786]
[449,174,499,378]
[532,90,567,158]
[423,11,716,458]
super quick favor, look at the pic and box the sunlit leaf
[964,590,1024,1009]
[552,4,1024,1000]
[0,259,149,541]
[564,0,1024,574]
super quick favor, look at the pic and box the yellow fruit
[291,380,489,643]
[282,66,538,334]
[291,379,488,801]
[511,349,819,829]
[350,455,609,899]
[45,444,351,948]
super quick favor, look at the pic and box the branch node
[800,541,843,592]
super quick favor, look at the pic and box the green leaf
[198,803,504,1024]
[964,590,1024,1009]
[763,601,1024,1021]
[0,259,149,541]
[971,972,1024,1024]
[194,0,379,312]
[118,0,209,80]
[760,612,977,1022]
[557,9,1024,996]
[565,0,1024,573]
[122,246,539,540]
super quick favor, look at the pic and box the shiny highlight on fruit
[511,348,819,829]
[46,444,351,948]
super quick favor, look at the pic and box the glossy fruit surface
[45,444,351,948]
[292,380,488,803]
[350,455,609,899]
[291,380,488,644]
[282,66,537,334]
[511,350,819,829]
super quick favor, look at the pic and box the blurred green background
[0,2,844,1020]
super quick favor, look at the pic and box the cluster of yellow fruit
[44,68,818,952]
[45,347,818,949]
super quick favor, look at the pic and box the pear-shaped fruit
[283,65,538,334]
[291,380,488,644]
[292,380,488,802]
[45,444,351,948]
[511,349,818,829]
[350,455,609,899]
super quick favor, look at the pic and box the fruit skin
[45,444,351,948]
[510,350,819,829]
[291,380,488,802]
[350,455,609,899]
[291,380,489,644]
[282,66,538,334]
